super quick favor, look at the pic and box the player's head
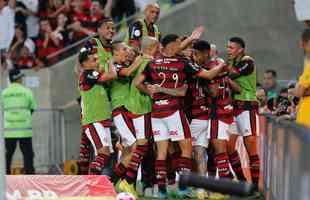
[78,47,99,69]
[9,69,25,83]
[97,17,115,42]
[161,34,181,55]
[193,40,211,65]
[301,28,310,56]
[112,42,129,63]
[144,3,160,24]
[227,37,245,59]
[210,44,219,59]
[141,36,159,56]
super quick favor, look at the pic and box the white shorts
[83,122,113,155]
[235,110,259,137]
[207,119,230,140]
[152,110,191,142]
[190,119,209,148]
[113,113,136,147]
[132,114,152,140]
[228,119,238,134]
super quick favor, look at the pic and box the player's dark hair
[229,37,245,49]
[264,69,277,78]
[192,40,211,52]
[97,17,113,28]
[302,28,310,43]
[161,34,179,48]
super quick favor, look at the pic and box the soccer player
[78,45,116,175]
[134,34,225,198]
[118,37,160,197]
[226,37,260,191]
[126,3,161,49]
[78,17,115,174]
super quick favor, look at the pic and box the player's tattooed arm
[134,73,153,96]
[148,84,188,97]
[118,55,143,77]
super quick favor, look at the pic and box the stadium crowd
[0,0,184,71]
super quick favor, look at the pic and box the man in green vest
[226,37,260,192]
[2,69,37,174]
[126,3,160,49]
[77,17,115,174]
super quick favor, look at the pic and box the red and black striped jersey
[143,55,202,117]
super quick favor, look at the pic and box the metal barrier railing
[7,108,66,174]
[262,115,310,200]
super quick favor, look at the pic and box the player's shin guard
[177,157,192,190]
[155,160,167,193]
[229,151,246,181]
[249,155,260,189]
[89,153,109,175]
[215,153,233,179]
[125,144,148,184]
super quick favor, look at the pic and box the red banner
[6,175,116,200]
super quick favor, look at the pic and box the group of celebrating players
[76,3,260,199]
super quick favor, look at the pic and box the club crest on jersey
[134,29,141,37]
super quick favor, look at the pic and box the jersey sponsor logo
[169,130,178,136]
[155,100,169,105]
[153,130,160,135]
[224,105,233,110]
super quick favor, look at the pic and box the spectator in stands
[296,28,310,127]
[14,43,44,70]
[8,24,35,61]
[263,69,281,100]
[2,69,37,174]
[54,13,70,46]
[256,88,271,115]
[111,0,136,31]
[0,0,16,68]
[87,0,105,33]
[15,0,39,39]
[48,0,67,19]
[35,18,63,62]
[67,0,94,42]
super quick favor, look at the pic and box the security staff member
[2,69,37,174]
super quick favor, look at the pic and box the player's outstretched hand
[190,26,205,40]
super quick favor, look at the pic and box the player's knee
[97,147,110,156]
[136,139,148,145]
[193,146,205,161]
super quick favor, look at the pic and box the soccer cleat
[196,188,208,200]
[158,190,168,199]
[176,188,195,199]
[143,187,153,197]
[115,179,122,193]
[118,179,138,198]
[208,192,230,200]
